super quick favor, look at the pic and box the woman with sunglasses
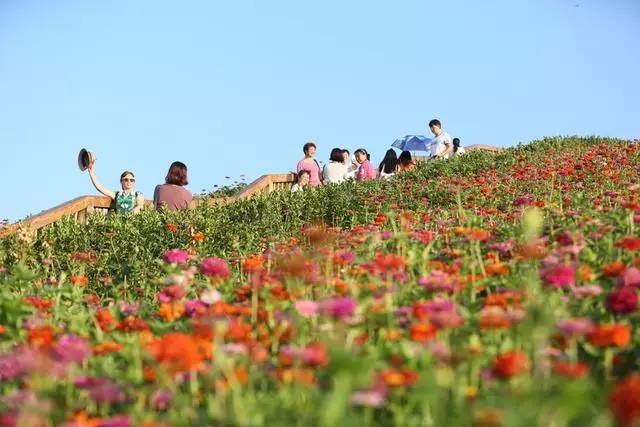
[87,160,144,214]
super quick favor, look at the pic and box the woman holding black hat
[83,154,144,214]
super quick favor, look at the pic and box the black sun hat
[77,148,95,171]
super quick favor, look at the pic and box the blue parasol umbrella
[391,135,431,152]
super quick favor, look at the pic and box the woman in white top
[378,149,399,179]
[291,170,310,192]
[322,148,349,184]
[342,149,358,179]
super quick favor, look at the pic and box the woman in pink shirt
[354,148,376,181]
[296,142,322,187]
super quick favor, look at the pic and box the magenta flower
[184,299,207,317]
[163,249,189,265]
[53,335,90,364]
[295,300,319,317]
[200,257,231,279]
[541,264,576,288]
[89,381,126,404]
[321,297,357,320]
[118,302,140,315]
[607,287,638,314]
[150,389,173,411]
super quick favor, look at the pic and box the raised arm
[133,192,145,213]
[87,162,116,200]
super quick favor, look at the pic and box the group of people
[292,119,465,191]
[84,118,464,211]
[86,159,193,214]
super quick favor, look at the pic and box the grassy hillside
[0,136,639,426]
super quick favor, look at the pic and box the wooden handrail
[0,146,502,238]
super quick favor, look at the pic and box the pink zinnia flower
[572,285,602,299]
[419,270,454,293]
[350,389,386,407]
[53,335,90,364]
[556,318,594,337]
[618,267,640,288]
[157,284,187,303]
[295,300,319,317]
[607,287,638,314]
[163,249,189,265]
[541,264,576,288]
[200,257,231,279]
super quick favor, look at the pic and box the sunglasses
[122,178,135,182]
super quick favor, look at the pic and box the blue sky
[1,0,639,221]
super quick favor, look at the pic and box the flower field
[1,136,640,426]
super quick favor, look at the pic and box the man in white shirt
[428,119,452,159]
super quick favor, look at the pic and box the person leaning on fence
[323,148,349,184]
[291,170,310,192]
[398,151,416,172]
[296,141,323,187]
[153,161,193,211]
[378,149,399,179]
[428,119,453,159]
[354,148,376,181]
[86,158,144,214]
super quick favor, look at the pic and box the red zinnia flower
[607,287,638,314]
[609,373,640,427]
[617,236,640,251]
[492,351,530,378]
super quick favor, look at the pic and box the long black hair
[453,138,461,154]
[378,149,399,174]
[399,151,413,166]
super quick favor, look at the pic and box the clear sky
[1,0,639,222]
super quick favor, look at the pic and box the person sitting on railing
[398,151,416,172]
[354,149,376,181]
[323,148,349,184]
[296,141,323,187]
[291,170,310,192]
[86,160,144,214]
[153,161,193,211]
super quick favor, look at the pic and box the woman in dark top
[153,161,193,211]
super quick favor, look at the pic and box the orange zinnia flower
[381,368,419,388]
[410,322,437,342]
[603,261,626,277]
[95,308,115,331]
[28,324,55,349]
[166,223,178,232]
[93,341,124,356]
[588,324,631,348]
[0,325,6,335]
[191,231,205,242]
[69,275,89,287]
[147,332,203,374]
[158,302,185,322]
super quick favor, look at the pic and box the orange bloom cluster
[147,332,209,375]
[588,324,631,348]
[69,275,89,287]
[552,361,589,379]
[93,341,124,356]
[28,324,55,349]
[380,368,419,388]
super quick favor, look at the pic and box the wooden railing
[0,146,503,238]
[0,173,297,238]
